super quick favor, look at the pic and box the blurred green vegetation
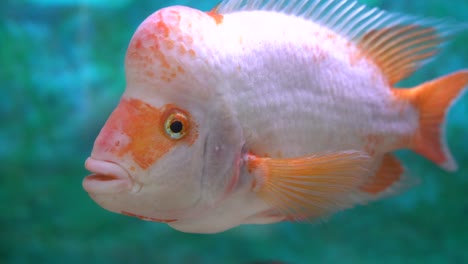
[1,0,467,263]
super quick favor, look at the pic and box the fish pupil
[170,121,183,134]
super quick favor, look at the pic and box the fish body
[83,0,468,233]
[216,11,410,159]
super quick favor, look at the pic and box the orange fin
[360,153,405,195]
[358,24,444,85]
[245,151,371,221]
[393,70,468,171]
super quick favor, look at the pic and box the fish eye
[164,111,189,140]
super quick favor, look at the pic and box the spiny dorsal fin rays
[358,25,443,85]
[216,0,462,42]
[216,0,466,84]
[326,0,357,30]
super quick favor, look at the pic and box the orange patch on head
[188,49,197,57]
[163,39,175,49]
[126,8,197,83]
[177,65,185,73]
[206,6,224,25]
[155,18,170,38]
[101,98,198,169]
[178,45,187,55]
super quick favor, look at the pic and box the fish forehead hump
[124,5,224,101]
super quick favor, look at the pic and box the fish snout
[83,157,134,194]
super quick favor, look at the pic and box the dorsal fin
[357,25,444,85]
[216,0,466,84]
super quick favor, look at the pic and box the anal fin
[360,153,405,195]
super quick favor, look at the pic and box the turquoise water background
[2,0,467,263]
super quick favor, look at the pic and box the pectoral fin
[245,151,371,221]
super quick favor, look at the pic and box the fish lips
[83,157,134,194]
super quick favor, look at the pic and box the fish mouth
[83,157,133,194]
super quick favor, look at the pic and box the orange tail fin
[395,70,468,171]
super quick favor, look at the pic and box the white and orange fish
[83,0,468,233]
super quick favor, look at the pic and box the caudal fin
[396,70,468,171]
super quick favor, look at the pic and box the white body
[167,10,417,233]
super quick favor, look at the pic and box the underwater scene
[2,0,468,263]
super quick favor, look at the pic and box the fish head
[83,6,244,224]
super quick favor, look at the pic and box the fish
[83,0,468,234]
